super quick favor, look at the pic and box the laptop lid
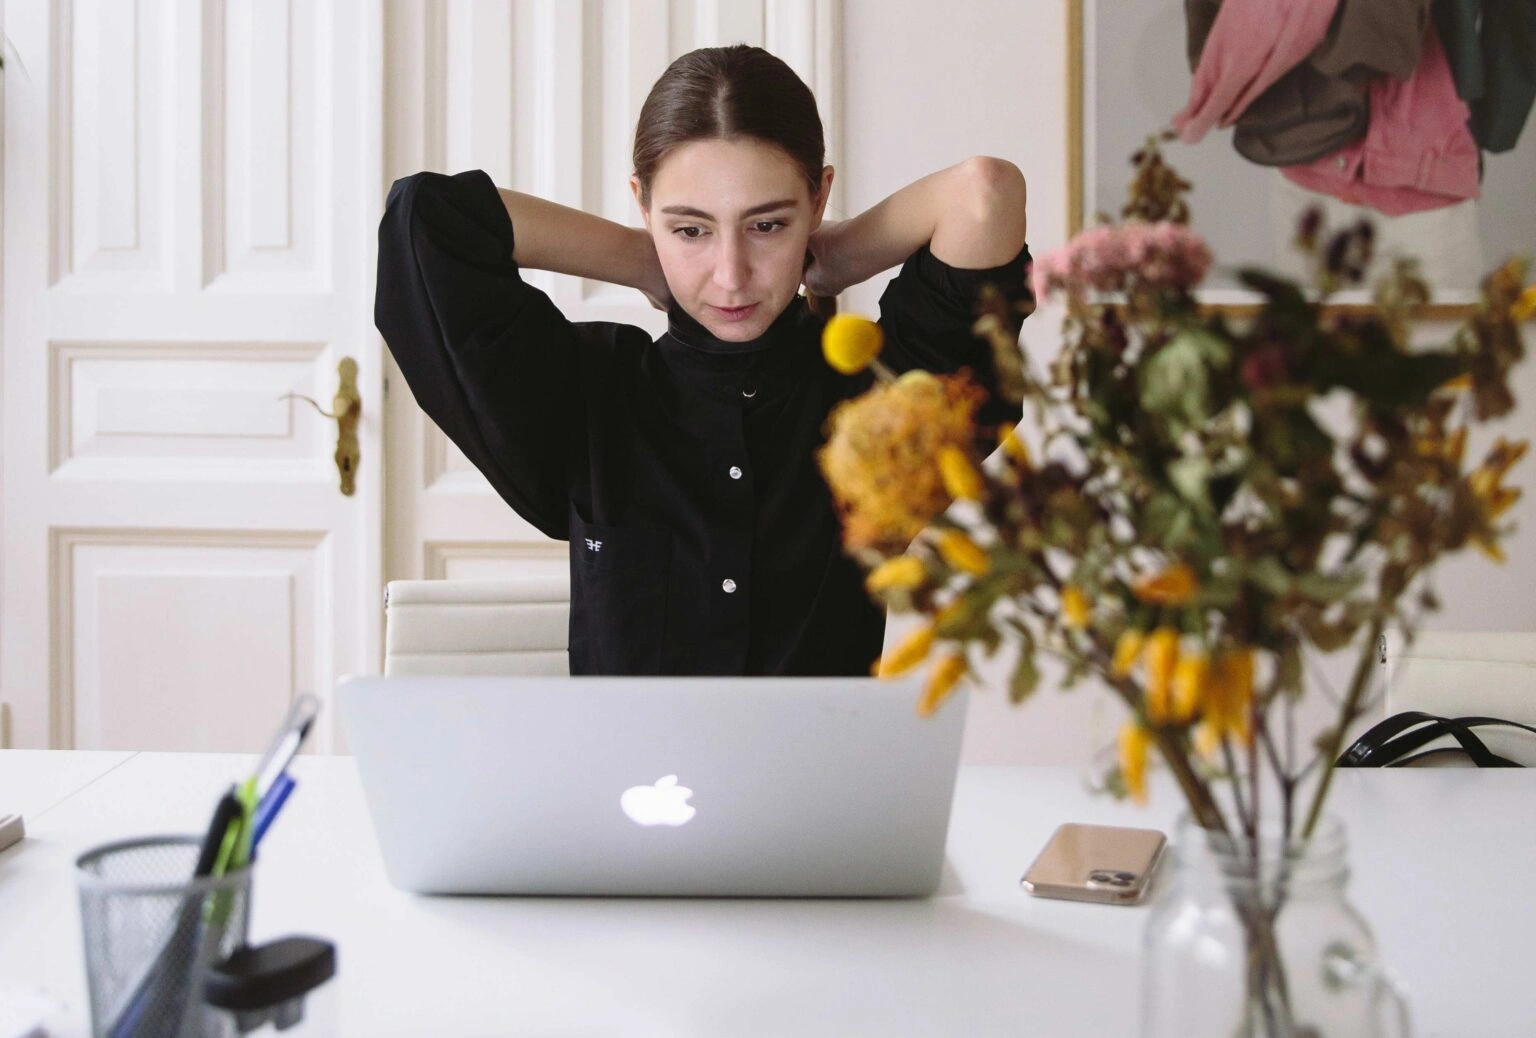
[337,675,969,897]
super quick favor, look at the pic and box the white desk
[1,752,1532,1037]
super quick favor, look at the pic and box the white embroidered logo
[585,538,603,552]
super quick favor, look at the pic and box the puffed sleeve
[375,169,578,540]
[876,238,1035,425]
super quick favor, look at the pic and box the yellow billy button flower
[1112,629,1146,677]
[1132,562,1199,606]
[998,425,1032,469]
[1119,722,1152,805]
[1170,651,1210,724]
[821,313,885,375]
[865,555,927,593]
[918,652,968,717]
[938,445,985,502]
[1143,627,1181,724]
[1512,283,1536,323]
[1060,585,1091,630]
[935,529,991,576]
[877,623,935,678]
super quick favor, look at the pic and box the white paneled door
[1,0,384,751]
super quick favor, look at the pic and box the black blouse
[375,169,1034,677]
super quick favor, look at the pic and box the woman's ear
[629,175,651,232]
[812,164,835,226]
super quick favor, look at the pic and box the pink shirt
[1280,22,1479,216]
[1173,0,1479,216]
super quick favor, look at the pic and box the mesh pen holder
[77,836,252,1038]
[77,835,335,1037]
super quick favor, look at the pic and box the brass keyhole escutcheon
[280,358,362,496]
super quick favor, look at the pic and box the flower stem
[1300,614,1386,841]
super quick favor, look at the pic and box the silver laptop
[337,675,969,897]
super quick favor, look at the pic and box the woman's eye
[672,220,785,240]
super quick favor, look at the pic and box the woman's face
[632,137,833,343]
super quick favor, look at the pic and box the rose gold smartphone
[1020,823,1167,905]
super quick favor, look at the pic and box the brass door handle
[281,357,362,496]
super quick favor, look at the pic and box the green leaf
[1236,268,1311,312]
[1139,330,1216,431]
[1295,569,1364,603]
[978,622,1005,658]
[1168,455,1214,515]
[1247,556,1293,596]
[1277,642,1303,699]
[1010,651,1040,705]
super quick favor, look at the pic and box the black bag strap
[1337,711,1536,768]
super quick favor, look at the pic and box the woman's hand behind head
[803,220,853,299]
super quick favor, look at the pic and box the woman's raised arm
[805,156,1027,297]
[498,188,671,308]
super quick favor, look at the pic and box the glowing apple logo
[620,774,697,827]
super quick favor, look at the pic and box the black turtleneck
[377,168,1034,676]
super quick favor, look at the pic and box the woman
[375,44,1033,677]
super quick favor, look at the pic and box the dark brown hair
[633,45,835,314]
[632,44,826,212]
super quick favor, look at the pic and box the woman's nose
[712,235,750,293]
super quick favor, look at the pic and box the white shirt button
[1336,154,1347,170]
[728,466,743,480]
[722,579,737,593]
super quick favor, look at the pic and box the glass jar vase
[1140,812,1410,1038]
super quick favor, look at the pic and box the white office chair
[383,576,570,677]
[1379,631,1536,766]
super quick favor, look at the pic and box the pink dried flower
[1033,221,1212,301]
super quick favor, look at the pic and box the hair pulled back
[632,44,826,211]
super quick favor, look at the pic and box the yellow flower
[938,445,985,502]
[936,529,992,576]
[1119,722,1152,804]
[1445,427,1468,467]
[998,425,1032,468]
[822,313,886,374]
[1472,534,1508,564]
[1132,562,1199,606]
[1143,627,1180,723]
[865,555,927,593]
[918,652,968,717]
[1060,585,1091,630]
[1193,720,1223,760]
[1170,651,1210,724]
[1111,629,1145,677]
[1206,646,1254,744]
[1467,438,1529,560]
[1512,284,1536,323]
[934,596,969,628]
[818,373,988,551]
[877,623,935,678]
[1417,426,1467,467]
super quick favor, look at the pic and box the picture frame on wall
[1067,0,1536,318]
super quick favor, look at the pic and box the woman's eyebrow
[660,200,797,220]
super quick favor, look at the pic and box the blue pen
[251,773,297,853]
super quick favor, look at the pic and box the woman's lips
[712,304,758,321]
